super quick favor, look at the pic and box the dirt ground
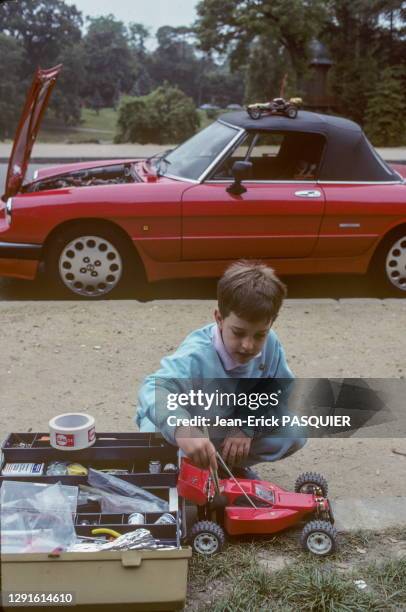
[1,298,405,498]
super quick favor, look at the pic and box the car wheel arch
[42,218,140,264]
[368,222,406,272]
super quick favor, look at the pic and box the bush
[364,66,406,146]
[115,84,200,144]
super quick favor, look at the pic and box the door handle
[294,190,322,198]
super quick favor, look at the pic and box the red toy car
[177,458,337,556]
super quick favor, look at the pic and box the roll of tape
[49,413,96,451]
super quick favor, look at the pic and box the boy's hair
[217,260,286,323]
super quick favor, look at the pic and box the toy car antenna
[216,452,257,509]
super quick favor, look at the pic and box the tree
[150,26,202,101]
[0,33,25,139]
[115,84,200,144]
[364,66,406,146]
[0,0,84,124]
[128,22,154,96]
[0,0,82,72]
[82,15,138,108]
[322,0,406,123]
[195,0,327,93]
[51,42,87,124]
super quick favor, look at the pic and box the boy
[135,260,306,478]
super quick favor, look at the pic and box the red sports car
[1,65,405,298]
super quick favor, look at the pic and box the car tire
[294,472,328,497]
[189,520,225,556]
[287,106,298,118]
[301,520,337,556]
[46,223,137,299]
[372,228,406,296]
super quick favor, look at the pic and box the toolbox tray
[0,432,190,611]
[1,432,176,463]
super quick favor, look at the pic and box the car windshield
[156,121,241,181]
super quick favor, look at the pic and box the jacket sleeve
[136,351,199,445]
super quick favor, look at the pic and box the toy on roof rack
[247,96,302,120]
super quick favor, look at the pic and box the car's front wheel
[46,224,136,298]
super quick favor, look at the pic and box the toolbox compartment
[0,432,191,611]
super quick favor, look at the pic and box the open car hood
[2,64,62,201]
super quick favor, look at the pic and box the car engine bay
[24,163,140,192]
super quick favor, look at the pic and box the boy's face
[215,310,272,365]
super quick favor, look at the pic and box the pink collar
[212,324,261,371]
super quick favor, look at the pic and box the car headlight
[6,197,13,224]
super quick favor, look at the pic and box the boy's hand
[221,428,251,466]
[175,426,218,471]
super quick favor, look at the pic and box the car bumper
[0,242,42,280]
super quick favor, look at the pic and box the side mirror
[227,161,253,195]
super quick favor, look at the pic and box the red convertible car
[1,65,405,298]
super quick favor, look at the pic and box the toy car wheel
[189,520,225,556]
[287,106,298,118]
[248,108,262,120]
[301,520,337,556]
[295,472,328,496]
[46,222,137,299]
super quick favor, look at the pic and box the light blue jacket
[135,323,293,444]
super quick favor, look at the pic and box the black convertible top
[219,110,397,181]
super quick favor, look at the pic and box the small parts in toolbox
[163,463,178,473]
[49,412,96,451]
[149,460,162,473]
[68,528,171,553]
[91,527,121,539]
[45,461,88,476]
[87,468,169,513]
[155,513,176,525]
[0,481,78,553]
[10,442,31,448]
[128,512,144,525]
[98,468,130,475]
[2,462,45,476]
[46,461,68,476]
[67,463,88,476]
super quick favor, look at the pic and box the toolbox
[0,432,191,611]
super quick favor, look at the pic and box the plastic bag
[0,481,78,553]
[87,469,168,512]
[79,484,168,514]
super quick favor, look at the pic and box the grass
[34,106,233,144]
[37,107,118,143]
[188,532,406,612]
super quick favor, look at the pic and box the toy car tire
[294,472,328,496]
[189,520,225,556]
[301,520,337,556]
[46,222,137,299]
[248,108,262,120]
[287,106,298,118]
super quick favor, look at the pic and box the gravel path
[1,298,405,498]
